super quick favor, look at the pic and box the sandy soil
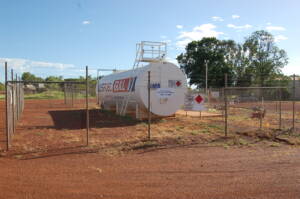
[176,109,223,117]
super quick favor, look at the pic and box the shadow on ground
[48,109,141,130]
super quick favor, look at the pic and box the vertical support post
[259,116,263,130]
[71,84,74,107]
[96,70,99,104]
[292,74,296,132]
[11,69,15,134]
[64,83,67,105]
[18,76,21,118]
[19,77,22,113]
[5,62,9,150]
[225,73,228,88]
[86,66,89,146]
[259,96,264,130]
[16,76,18,120]
[279,88,282,130]
[205,60,208,95]
[116,101,118,114]
[224,73,228,137]
[147,71,151,140]
[135,104,139,120]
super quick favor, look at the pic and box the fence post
[292,74,296,132]
[71,84,74,107]
[15,74,19,121]
[86,66,89,146]
[11,69,15,134]
[224,73,228,137]
[279,88,282,130]
[64,83,67,105]
[148,71,151,140]
[5,62,9,150]
[259,96,264,130]
[18,76,21,119]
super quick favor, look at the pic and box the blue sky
[0,0,299,82]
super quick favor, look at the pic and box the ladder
[118,41,167,116]
[118,44,143,115]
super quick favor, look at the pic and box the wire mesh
[224,87,296,135]
[6,81,24,148]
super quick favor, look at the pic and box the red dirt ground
[1,145,300,199]
[0,100,6,150]
[1,99,300,198]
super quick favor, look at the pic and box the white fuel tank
[97,62,187,116]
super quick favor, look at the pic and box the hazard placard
[184,93,206,111]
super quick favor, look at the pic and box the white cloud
[176,25,183,29]
[266,22,272,25]
[227,24,252,29]
[162,39,172,44]
[211,16,224,22]
[165,57,178,65]
[0,58,75,73]
[266,26,286,31]
[82,20,91,25]
[176,23,224,49]
[232,15,240,19]
[282,58,300,75]
[160,35,167,39]
[274,35,288,42]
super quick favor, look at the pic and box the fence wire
[224,86,297,135]
[6,81,24,148]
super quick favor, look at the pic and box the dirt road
[1,145,300,199]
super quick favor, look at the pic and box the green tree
[65,76,97,96]
[45,76,63,82]
[242,30,288,86]
[45,76,63,90]
[177,31,289,88]
[0,82,4,91]
[177,38,237,88]
[21,72,44,82]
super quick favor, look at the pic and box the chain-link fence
[182,75,298,137]
[64,82,96,108]
[224,87,297,135]
[2,63,96,151]
[2,60,298,153]
[5,68,24,150]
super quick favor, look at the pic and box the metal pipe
[11,69,15,134]
[225,86,287,90]
[7,81,86,84]
[86,66,89,146]
[18,76,21,119]
[224,73,228,137]
[292,74,296,132]
[16,73,19,121]
[260,97,263,130]
[205,60,208,95]
[64,83,67,104]
[5,62,9,150]
[71,84,74,107]
[279,88,282,130]
[148,71,151,140]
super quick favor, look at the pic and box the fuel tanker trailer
[96,62,187,118]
